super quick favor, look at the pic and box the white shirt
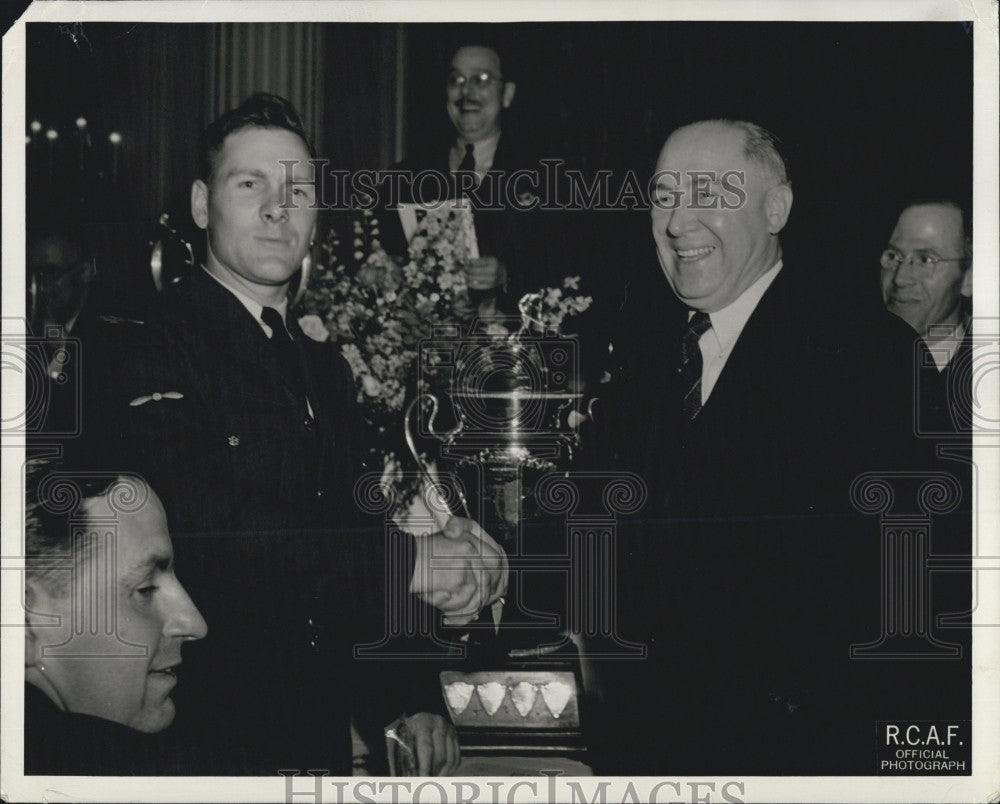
[692,260,783,404]
[924,320,968,372]
[449,131,501,177]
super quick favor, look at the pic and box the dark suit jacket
[587,262,970,774]
[87,269,424,774]
[916,323,974,436]
[25,684,169,775]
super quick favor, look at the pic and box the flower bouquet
[298,205,592,527]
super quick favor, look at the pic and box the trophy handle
[586,395,600,423]
[404,393,471,520]
[150,213,195,292]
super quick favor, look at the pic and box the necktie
[679,311,712,421]
[260,306,307,404]
[457,143,475,172]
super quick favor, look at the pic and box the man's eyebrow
[121,554,172,583]
[223,168,268,181]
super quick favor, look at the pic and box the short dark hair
[25,458,128,596]
[443,26,520,83]
[199,92,315,183]
[901,199,972,271]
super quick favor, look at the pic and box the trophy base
[437,630,588,759]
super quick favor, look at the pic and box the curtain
[207,23,325,152]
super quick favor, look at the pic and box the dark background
[23,21,973,317]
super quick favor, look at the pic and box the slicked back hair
[707,118,791,188]
[25,458,119,596]
[199,92,315,184]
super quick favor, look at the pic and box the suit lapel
[179,272,309,435]
[694,268,791,424]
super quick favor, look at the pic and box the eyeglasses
[880,248,965,276]
[447,70,503,91]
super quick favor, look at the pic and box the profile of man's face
[650,122,792,313]
[26,486,207,733]
[881,203,971,337]
[191,126,317,301]
[446,46,515,143]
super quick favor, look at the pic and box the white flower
[362,375,382,397]
[485,322,510,338]
[563,276,581,290]
[297,314,330,342]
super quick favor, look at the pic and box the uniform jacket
[88,268,424,774]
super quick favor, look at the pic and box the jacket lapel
[179,271,301,425]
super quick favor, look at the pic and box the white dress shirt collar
[696,260,783,357]
[202,266,288,337]
[925,319,968,372]
[692,260,783,405]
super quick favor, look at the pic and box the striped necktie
[680,311,712,420]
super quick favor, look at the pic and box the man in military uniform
[91,93,505,775]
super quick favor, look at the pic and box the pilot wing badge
[129,391,184,406]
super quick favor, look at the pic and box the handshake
[409,517,508,625]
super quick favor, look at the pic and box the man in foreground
[92,93,505,775]
[25,463,207,774]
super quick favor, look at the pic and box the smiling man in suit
[881,200,974,434]
[91,93,505,775]
[587,119,969,775]
[378,42,567,315]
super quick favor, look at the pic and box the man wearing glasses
[881,201,973,435]
[381,42,556,314]
[881,201,973,373]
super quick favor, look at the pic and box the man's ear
[961,264,973,299]
[191,180,209,231]
[502,81,516,109]
[765,184,793,235]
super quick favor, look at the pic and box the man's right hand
[409,517,508,625]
